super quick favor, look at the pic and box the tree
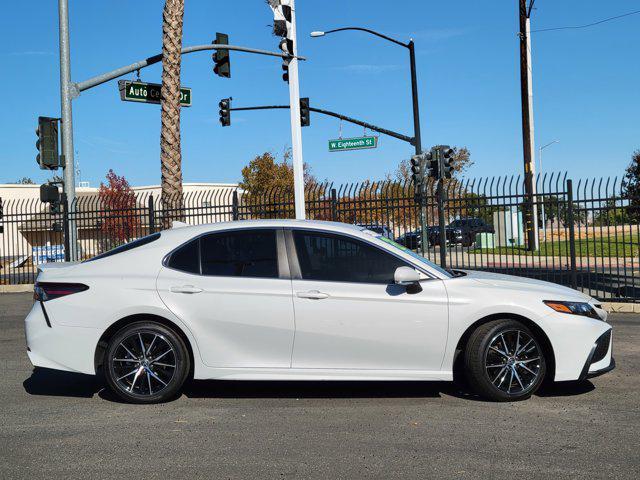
[622,150,640,221]
[160,0,185,228]
[98,170,140,250]
[239,150,317,197]
[12,177,35,184]
[239,150,321,219]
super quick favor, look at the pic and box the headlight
[544,300,601,319]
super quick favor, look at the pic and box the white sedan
[25,220,614,403]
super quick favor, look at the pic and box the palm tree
[160,0,185,228]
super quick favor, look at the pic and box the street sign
[118,80,192,107]
[328,136,378,152]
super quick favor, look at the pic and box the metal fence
[1,173,638,302]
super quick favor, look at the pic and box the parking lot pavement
[1,293,638,479]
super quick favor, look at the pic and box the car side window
[293,230,410,284]
[200,229,278,278]
[167,238,200,274]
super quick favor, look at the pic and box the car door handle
[296,290,329,300]
[170,285,203,294]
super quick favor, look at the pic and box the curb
[0,284,34,294]
[601,302,640,314]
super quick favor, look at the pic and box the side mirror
[394,266,420,286]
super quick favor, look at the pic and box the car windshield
[371,234,453,278]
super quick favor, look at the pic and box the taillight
[34,282,89,302]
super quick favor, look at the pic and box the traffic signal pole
[58,0,78,260]
[409,39,429,258]
[285,0,306,220]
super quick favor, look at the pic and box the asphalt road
[1,293,639,479]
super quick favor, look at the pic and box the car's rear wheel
[464,319,546,401]
[104,321,190,404]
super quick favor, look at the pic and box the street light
[309,27,422,156]
[538,139,559,241]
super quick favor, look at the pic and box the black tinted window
[167,238,200,274]
[84,233,160,263]
[293,230,409,284]
[200,230,278,278]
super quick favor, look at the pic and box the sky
[0,1,638,188]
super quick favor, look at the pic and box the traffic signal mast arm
[74,44,307,95]
[227,104,415,145]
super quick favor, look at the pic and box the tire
[464,319,546,401]
[104,321,190,404]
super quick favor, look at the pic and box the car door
[287,229,449,372]
[156,228,295,368]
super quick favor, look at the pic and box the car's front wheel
[104,321,190,404]
[464,319,546,401]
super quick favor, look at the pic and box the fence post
[437,180,447,268]
[566,179,578,290]
[62,194,71,262]
[232,190,239,221]
[330,188,338,221]
[148,194,155,234]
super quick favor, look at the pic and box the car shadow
[23,367,103,398]
[536,380,595,397]
[22,368,597,402]
[183,380,454,399]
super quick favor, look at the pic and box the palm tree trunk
[160,0,185,228]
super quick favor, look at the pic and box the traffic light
[426,149,439,179]
[279,38,293,83]
[410,154,423,185]
[268,1,294,83]
[40,183,62,214]
[410,153,426,203]
[212,32,231,78]
[36,117,60,170]
[219,98,231,126]
[299,97,310,127]
[440,146,455,179]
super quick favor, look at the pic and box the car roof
[160,219,364,242]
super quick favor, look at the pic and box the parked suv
[396,226,463,249]
[357,224,394,239]
[447,218,495,247]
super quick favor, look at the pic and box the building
[0,182,238,273]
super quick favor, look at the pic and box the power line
[532,9,640,33]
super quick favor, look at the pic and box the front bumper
[586,357,616,379]
[579,329,615,380]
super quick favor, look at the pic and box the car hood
[459,269,593,303]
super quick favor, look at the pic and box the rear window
[84,233,161,263]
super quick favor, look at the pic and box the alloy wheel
[484,329,542,396]
[110,331,177,397]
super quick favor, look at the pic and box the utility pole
[58,0,78,260]
[286,0,305,220]
[519,0,539,251]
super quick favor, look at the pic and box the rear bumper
[25,301,100,375]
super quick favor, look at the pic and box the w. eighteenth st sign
[328,136,378,152]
